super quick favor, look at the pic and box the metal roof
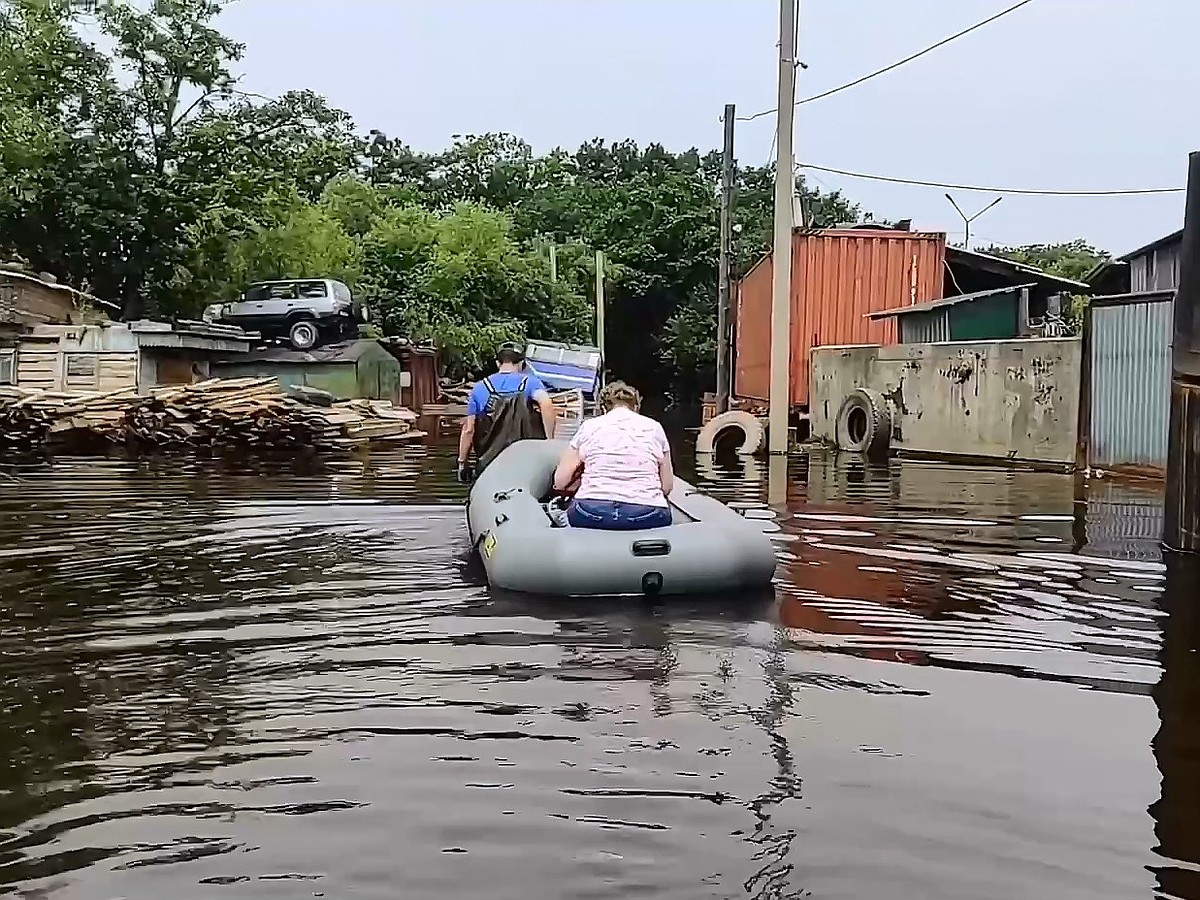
[231,339,386,365]
[1117,228,1183,262]
[945,246,1090,290]
[0,266,121,311]
[868,283,1037,320]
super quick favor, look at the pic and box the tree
[1,1,871,391]
[977,239,1110,283]
[356,201,589,376]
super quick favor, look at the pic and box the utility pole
[595,250,606,383]
[548,241,558,283]
[1165,150,1200,552]
[716,103,736,414]
[945,193,1001,250]
[768,0,797,455]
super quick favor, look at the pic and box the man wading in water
[457,342,557,483]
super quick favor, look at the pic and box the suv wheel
[288,318,320,350]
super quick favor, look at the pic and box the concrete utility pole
[548,241,558,283]
[716,103,736,414]
[1165,150,1200,552]
[768,0,797,455]
[595,250,606,381]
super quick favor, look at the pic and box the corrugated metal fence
[1086,291,1173,474]
[899,309,951,344]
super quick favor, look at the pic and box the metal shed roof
[868,283,1036,320]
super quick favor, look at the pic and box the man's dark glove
[456,462,474,484]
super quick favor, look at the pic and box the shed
[868,284,1036,343]
[10,320,254,393]
[385,342,439,412]
[210,339,408,401]
[0,266,119,340]
[1085,228,1183,296]
[944,247,1089,315]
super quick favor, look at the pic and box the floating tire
[835,388,891,459]
[695,410,765,456]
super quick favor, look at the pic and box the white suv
[203,279,362,350]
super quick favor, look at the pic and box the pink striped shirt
[569,407,670,508]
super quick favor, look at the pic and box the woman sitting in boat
[552,381,674,530]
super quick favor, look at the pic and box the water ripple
[0,445,1193,899]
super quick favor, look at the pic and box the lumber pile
[436,380,585,419]
[0,378,424,456]
[0,387,55,454]
[439,380,472,406]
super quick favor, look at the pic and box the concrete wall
[811,338,1082,468]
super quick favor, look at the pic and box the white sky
[215,0,1196,255]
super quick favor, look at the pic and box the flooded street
[1,437,1197,900]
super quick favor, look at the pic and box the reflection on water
[0,439,1195,899]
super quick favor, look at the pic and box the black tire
[835,388,891,459]
[288,317,320,350]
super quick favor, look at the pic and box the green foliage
[229,199,361,289]
[356,202,590,376]
[978,239,1110,283]
[0,0,871,389]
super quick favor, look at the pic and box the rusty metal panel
[1089,296,1172,472]
[790,230,944,406]
[733,230,944,406]
[733,255,773,401]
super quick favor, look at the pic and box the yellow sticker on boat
[482,532,497,559]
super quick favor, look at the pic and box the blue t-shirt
[467,372,547,417]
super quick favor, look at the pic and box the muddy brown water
[1,437,1198,900]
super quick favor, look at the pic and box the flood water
[1,434,1198,900]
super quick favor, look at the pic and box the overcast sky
[216,0,1195,255]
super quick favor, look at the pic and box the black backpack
[472,376,543,473]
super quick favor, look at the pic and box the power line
[741,0,1037,122]
[798,163,1185,197]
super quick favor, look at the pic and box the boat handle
[631,539,671,557]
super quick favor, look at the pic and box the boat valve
[641,572,664,597]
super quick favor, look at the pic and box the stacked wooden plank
[439,380,473,406]
[0,387,55,454]
[0,378,424,455]
[432,380,585,421]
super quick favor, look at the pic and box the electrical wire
[741,0,1037,122]
[797,163,1184,196]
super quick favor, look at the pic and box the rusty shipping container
[734,229,946,407]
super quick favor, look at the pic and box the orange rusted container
[733,229,946,407]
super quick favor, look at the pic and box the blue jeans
[567,499,672,531]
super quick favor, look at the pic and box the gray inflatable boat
[466,439,777,597]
